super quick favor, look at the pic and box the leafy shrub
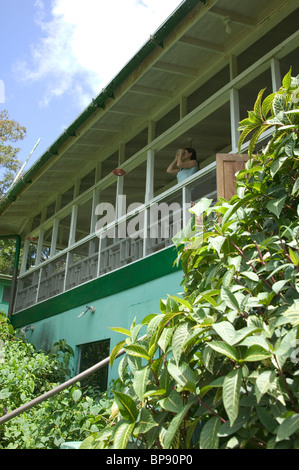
[81,70,299,449]
[0,314,114,449]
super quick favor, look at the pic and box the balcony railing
[14,163,217,313]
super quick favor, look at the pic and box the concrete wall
[21,269,182,384]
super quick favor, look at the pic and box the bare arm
[166,152,180,175]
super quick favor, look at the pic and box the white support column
[271,58,281,92]
[69,205,78,246]
[50,219,59,257]
[91,189,100,234]
[35,229,44,266]
[20,239,30,274]
[145,149,155,204]
[230,88,240,153]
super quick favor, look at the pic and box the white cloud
[16,0,182,109]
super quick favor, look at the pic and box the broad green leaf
[113,391,138,422]
[288,247,299,266]
[168,295,193,311]
[113,422,135,449]
[282,300,299,326]
[134,408,158,435]
[208,341,240,362]
[71,388,82,403]
[256,407,277,433]
[212,321,236,345]
[218,410,250,437]
[133,365,151,400]
[239,335,271,351]
[202,344,216,373]
[209,235,226,256]
[163,398,197,449]
[172,322,192,365]
[255,370,276,403]
[110,327,131,336]
[276,414,299,441]
[110,340,126,367]
[292,177,299,195]
[242,345,272,362]
[124,344,150,361]
[159,389,183,413]
[190,198,213,216]
[221,288,240,311]
[241,271,260,282]
[147,314,164,339]
[158,326,175,353]
[223,368,242,426]
[167,361,197,393]
[199,416,221,449]
[272,279,288,294]
[118,355,128,382]
[266,196,287,218]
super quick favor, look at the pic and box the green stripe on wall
[12,246,181,328]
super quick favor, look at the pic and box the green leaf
[212,321,236,345]
[110,327,131,336]
[276,414,299,441]
[71,388,82,403]
[158,326,175,353]
[199,416,221,449]
[167,361,196,393]
[221,288,240,311]
[241,271,260,282]
[190,198,213,217]
[288,247,299,266]
[163,398,196,449]
[133,365,151,400]
[255,370,276,403]
[113,391,138,422]
[242,345,272,362]
[266,195,287,218]
[172,322,192,365]
[134,408,158,435]
[113,422,135,449]
[124,344,150,361]
[256,407,277,433]
[223,368,242,426]
[168,295,193,311]
[282,300,299,326]
[272,279,288,294]
[208,341,240,362]
[159,389,183,413]
[109,340,126,367]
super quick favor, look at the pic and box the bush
[0,314,114,449]
[81,70,299,449]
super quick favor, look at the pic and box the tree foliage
[81,70,299,449]
[0,109,26,197]
[0,314,115,449]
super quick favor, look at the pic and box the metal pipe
[0,334,147,426]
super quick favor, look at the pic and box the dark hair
[185,147,198,164]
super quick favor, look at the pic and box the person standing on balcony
[167,148,199,183]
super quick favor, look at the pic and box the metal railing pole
[0,335,146,426]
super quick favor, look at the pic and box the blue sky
[0,0,182,173]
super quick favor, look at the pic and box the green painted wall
[12,247,183,384]
[0,278,11,315]
[21,270,182,383]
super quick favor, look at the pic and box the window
[2,285,11,303]
[77,339,110,393]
